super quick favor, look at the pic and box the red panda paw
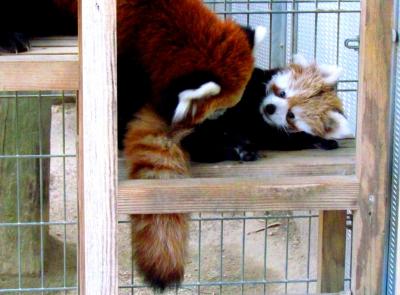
[0,32,30,53]
[131,214,189,291]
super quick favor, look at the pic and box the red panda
[182,56,352,163]
[117,0,256,127]
[118,1,259,289]
[260,54,351,139]
[1,0,260,290]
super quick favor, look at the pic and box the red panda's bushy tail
[124,106,191,290]
[131,214,189,290]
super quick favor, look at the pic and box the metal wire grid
[0,91,78,294]
[119,213,352,294]
[386,0,400,293]
[218,0,360,133]
[0,1,360,295]
[120,213,317,294]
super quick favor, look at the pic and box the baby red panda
[260,55,350,139]
[182,55,352,162]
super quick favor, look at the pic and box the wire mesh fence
[0,0,360,294]
[119,212,352,294]
[387,0,400,293]
[0,92,78,294]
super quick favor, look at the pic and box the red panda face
[260,55,352,139]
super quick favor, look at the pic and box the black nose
[264,104,276,115]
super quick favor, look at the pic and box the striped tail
[124,106,191,290]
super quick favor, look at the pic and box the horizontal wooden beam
[119,139,356,180]
[276,293,350,295]
[0,55,79,91]
[0,37,79,91]
[118,175,359,214]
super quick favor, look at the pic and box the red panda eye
[287,111,295,120]
[279,90,286,98]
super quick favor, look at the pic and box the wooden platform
[0,37,359,214]
[118,140,358,213]
[0,37,79,91]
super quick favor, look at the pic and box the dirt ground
[46,104,318,294]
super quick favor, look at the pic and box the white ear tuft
[318,64,342,85]
[325,111,353,139]
[254,26,267,46]
[172,82,221,124]
[292,54,310,68]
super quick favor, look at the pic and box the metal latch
[392,29,399,43]
[344,36,359,51]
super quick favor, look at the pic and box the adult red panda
[117,1,261,290]
[1,0,261,290]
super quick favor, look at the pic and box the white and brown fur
[182,55,353,163]
[260,54,351,139]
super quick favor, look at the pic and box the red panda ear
[318,64,342,85]
[254,26,267,47]
[324,111,353,139]
[172,82,221,124]
[239,25,267,49]
[292,54,310,68]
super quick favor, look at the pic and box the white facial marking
[273,70,291,90]
[270,70,298,98]
[172,81,221,123]
[260,94,289,127]
[291,106,314,134]
[318,64,342,85]
[325,111,353,139]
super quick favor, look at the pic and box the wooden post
[0,95,51,284]
[317,210,346,292]
[78,0,118,294]
[352,0,394,293]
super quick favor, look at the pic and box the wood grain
[119,140,355,180]
[118,176,359,214]
[352,0,394,293]
[78,0,118,294]
[0,55,79,91]
[317,211,346,292]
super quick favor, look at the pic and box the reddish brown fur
[124,106,191,289]
[60,0,255,288]
[119,1,256,289]
[55,0,255,126]
[117,0,254,127]
[53,0,77,16]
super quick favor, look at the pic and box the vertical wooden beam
[78,0,118,294]
[353,0,394,293]
[317,210,346,292]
